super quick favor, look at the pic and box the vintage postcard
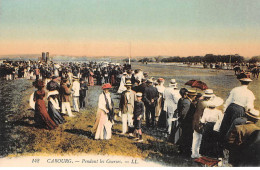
[0,0,259,167]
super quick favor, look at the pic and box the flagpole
[129,42,131,65]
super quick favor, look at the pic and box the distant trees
[248,56,260,63]
[138,58,153,62]
[138,54,246,63]
[122,58,137,62]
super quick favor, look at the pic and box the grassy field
[2,62,259,166]
[0,78,198,167]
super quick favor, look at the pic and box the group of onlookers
[1,59,259,166]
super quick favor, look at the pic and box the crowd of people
[0,59,259,166]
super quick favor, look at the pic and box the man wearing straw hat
[163,79,181,135]
[219,78,256,141]
[191,89,216,158]
[60,79,75,117]
[119,80,136,134]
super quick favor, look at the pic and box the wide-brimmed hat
[207,97,224,107]
[239,78,252,82]
[102,83,112,90]
[47,90,59,98]
[136,92,142,97]
[157,78,164,82]
[36,80,45,88]
[203,89,215,98]
[125,80,132,86]
[245,109,260,120]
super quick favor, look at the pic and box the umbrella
[185,80,197,86]
[185,80,208,90]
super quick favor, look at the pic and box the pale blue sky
[0,0,260,56]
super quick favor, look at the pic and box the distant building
[42,52,46,62]
[46,52,49,62]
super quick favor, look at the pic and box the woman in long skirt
[92,83,114,140]
[47,90,65,125]
[34,80,57,130]
[88,69,94,86]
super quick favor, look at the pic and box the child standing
[133,92,145,142]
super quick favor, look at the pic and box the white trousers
[167,112,174,134]
[122,113,134,134]
[61,102,73,117]
[73,96,79,112]
[191,130,202,158]
[6,74,12,80]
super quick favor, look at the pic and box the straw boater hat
[123,72,127,75]
[47,90,59,98]
[125,80,132,86]
[102,83,112,90]
[146,79,153,83]
[203,89,215,98]
[169,79,178,87]
[239,78,252,82]
[187,89,197,96]
[207,97,224,108]
[245,109,260,120]
[136,92,142,97]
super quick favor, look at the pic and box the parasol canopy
[185,80,208,90]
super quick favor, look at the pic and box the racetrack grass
[4,81,197,166]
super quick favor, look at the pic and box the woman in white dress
[93,83,114,140]
[117,72,127,94]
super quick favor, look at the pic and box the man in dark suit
[137,78,147,93]
[79,78,88,109]
[177,90,197,156]
[143,79,159,127]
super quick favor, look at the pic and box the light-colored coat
[119,90,136,114]
[72,81,80,97]
[163,87,181,114]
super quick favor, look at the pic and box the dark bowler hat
[52,76,58,79]
[179,88,188,97]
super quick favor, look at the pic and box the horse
[234,66,241,75]
[251,67,259,79]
